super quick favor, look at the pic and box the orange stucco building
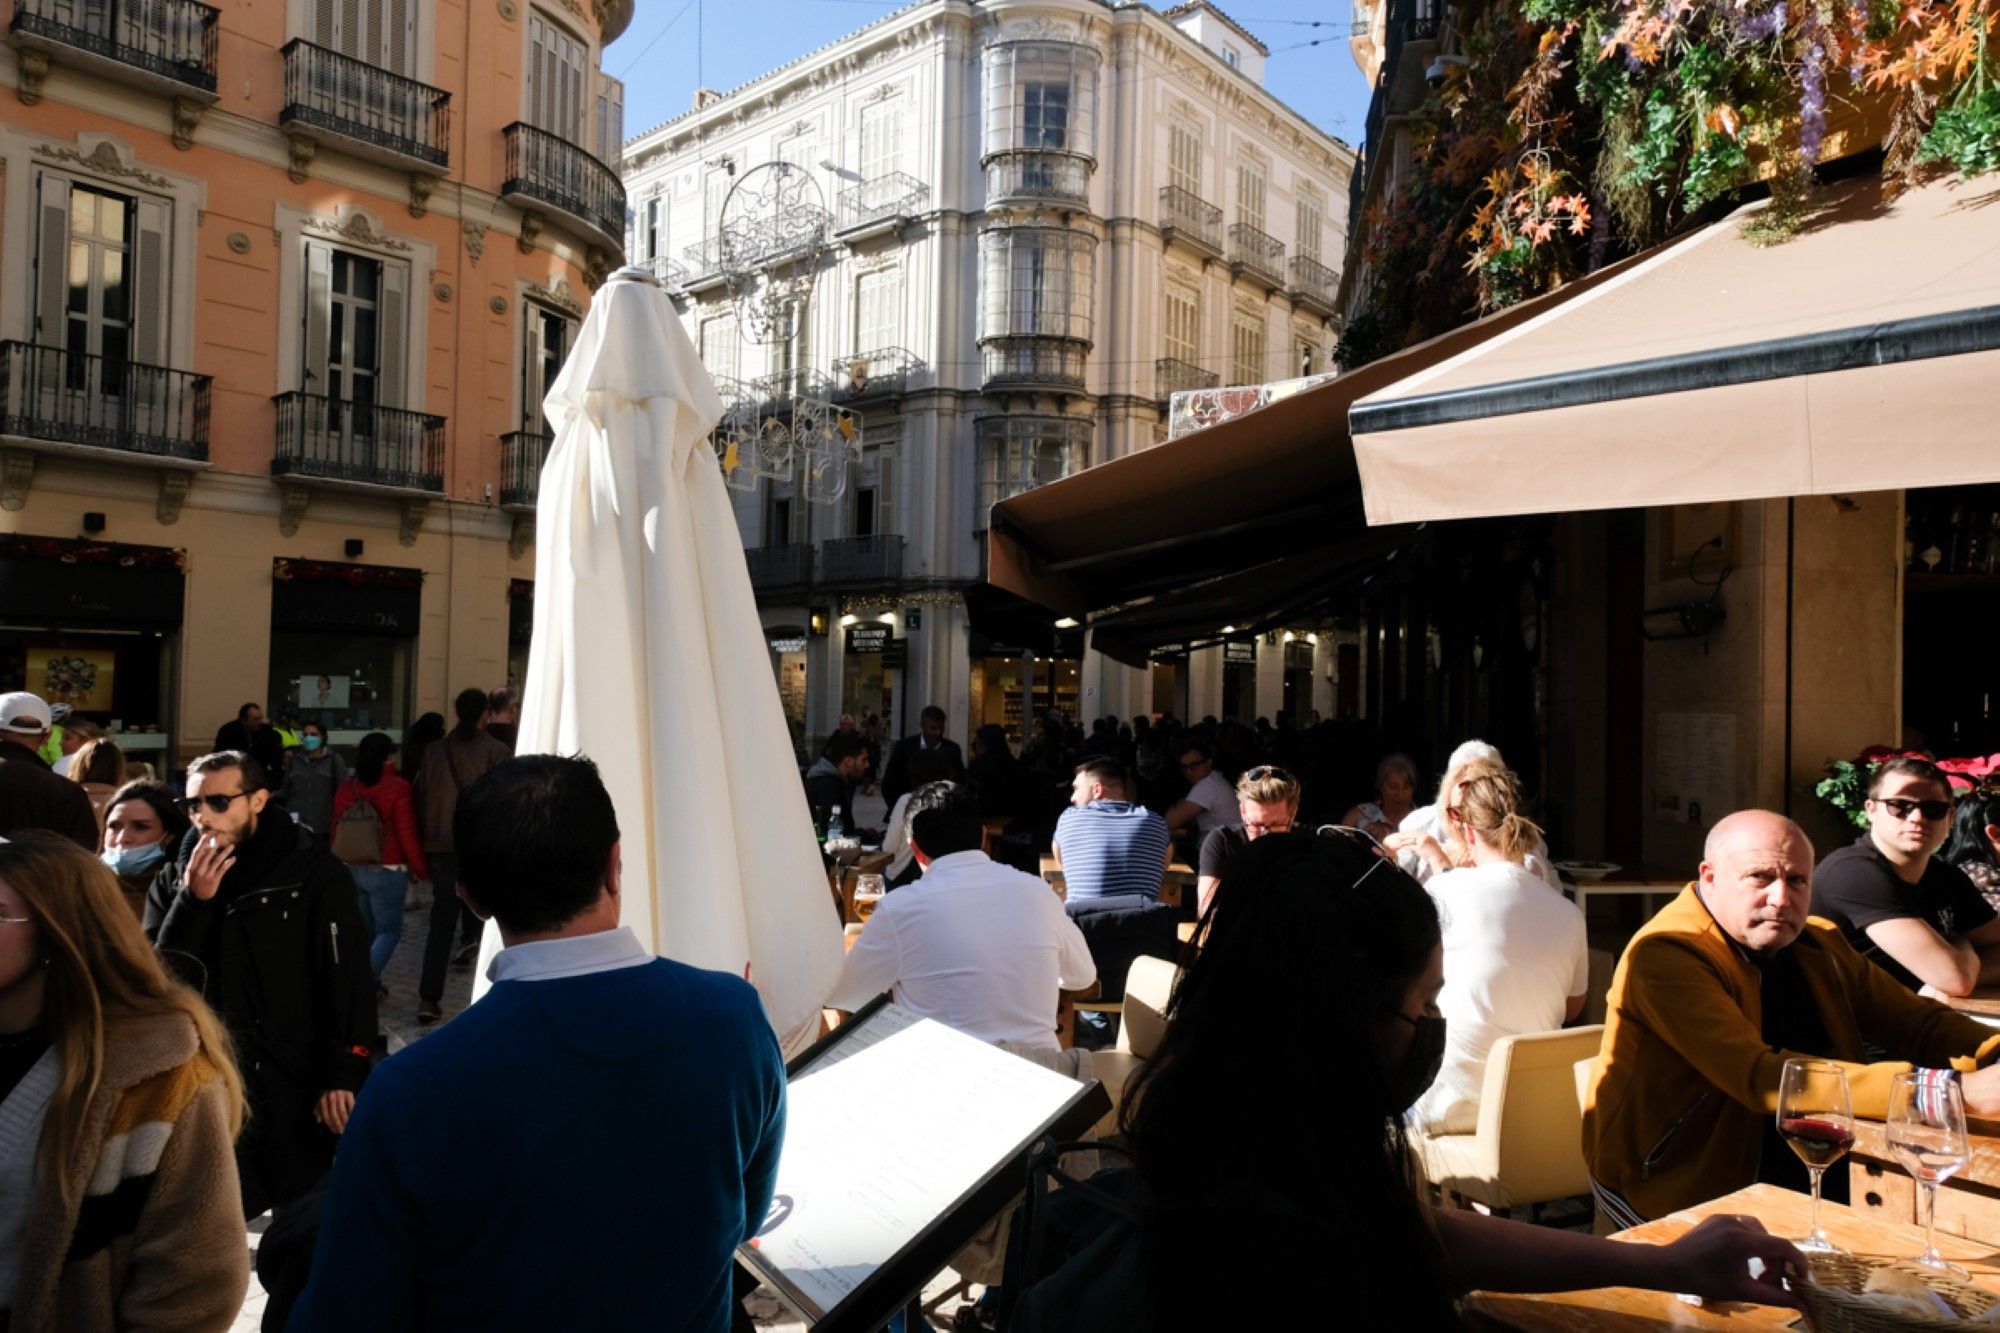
[0,0,629,766]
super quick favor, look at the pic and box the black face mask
[1385,1013,1448,1115]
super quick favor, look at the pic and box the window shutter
[875,448,895,537]
[313,0,335,47]
[388,0,413,75]
[131,196,170,368]
[378,259,409,410]
[33,175,71,347]
[302,239,333,391]
[790,463,812,543]
[338,0,360,56]
[522,306,545,428]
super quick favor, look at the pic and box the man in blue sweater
[289,754,786,1331]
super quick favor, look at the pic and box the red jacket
[332,773,430,881]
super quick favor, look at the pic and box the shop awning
[1350,171,2000,525]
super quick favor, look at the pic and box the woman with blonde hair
[1387,740,1561,889]
[1401,766,1589,1135]
[0,832,248,1332]
[67,737,129,830]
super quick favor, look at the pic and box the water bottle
[827,808,846,843]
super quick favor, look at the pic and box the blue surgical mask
[102,841,167,877]
[303,735,324,752]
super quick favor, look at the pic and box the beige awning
[1350,172,2000,525]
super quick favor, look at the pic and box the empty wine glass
[1888,1070,1972,1276]
[1777,1059,1856,1254]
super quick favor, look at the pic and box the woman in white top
[1402,764,1589,1136]
[1388,739,1562,891]
[881,749,958,886]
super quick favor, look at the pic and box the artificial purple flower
[1800,29,1828,163]
[1735,0,1787,41]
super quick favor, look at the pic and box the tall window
[1168,119,1202,196]
[527,12,587,143]
[1230,311,1265,386]
[982,41,1100,160]
[1296,188,1324,263]
[642,196,662,260]
[595,73,624,163]
[699,313,740,386]
[859,103,903,181]
[776,132,816,170]
[34,176,171,409]
[523,303,573,435]
[852,443,895,538]
[975,417,1088,521]
[979,227,1096,342]
[311,0,414,74]
[1236,161,1267,232]
[704,171,731,238]
[1163,285,1200,366]
[854,268,901,351]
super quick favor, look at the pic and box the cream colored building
[1,0,630,764]
[622,0,1355,752]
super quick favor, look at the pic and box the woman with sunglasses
[1810,754,2000,996]
[1013,832,1806,1329]
[0,832,248,1332]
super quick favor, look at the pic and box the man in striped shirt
[1052,758,1172,902]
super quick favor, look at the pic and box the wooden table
[1944,989,2000,1023]
[1466,1183,2000,1330]
[1850,1115,2000,1248]
[1564,868,1687,922]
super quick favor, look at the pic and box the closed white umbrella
[472,265,841,1046]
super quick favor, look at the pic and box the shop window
[268,559,421,743]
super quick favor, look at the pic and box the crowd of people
[10,677,2000,1328]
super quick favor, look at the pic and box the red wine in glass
[1781,1116,1858,1169]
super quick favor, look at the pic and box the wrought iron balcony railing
[1155,356,1218,403]
[721,206,831,270]
[0,342,209,461]
[647,255,690,293]
[9,0,218,96]
[280,39,449,169]
[500,429,547,509]
[1290,254,1339,310]
[821,534,904,584]
[745,542,814,589]
[837,173,930,232]
[271,391,444,492]
[980,336,1087,392]
[984,150,1092,207]
[502,122,627,251]
[1158,185,1223,255]
[749,366,824,414]
[1228,222,1287,289]
[829,347,920,402]
[681,236,727,285]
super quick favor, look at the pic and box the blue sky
[607,0,1373,147]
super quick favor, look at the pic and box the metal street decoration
[714,389,862,505]
[717,162,831,345]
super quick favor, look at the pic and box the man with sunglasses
[1812,755,2000,996]
[145,749,376,1219]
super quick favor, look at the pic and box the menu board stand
[736,997,1112,1331]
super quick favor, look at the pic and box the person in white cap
[0,691,99,849]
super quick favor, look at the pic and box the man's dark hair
[906,780,983,859]
[1870,754,1953,799]
[453,687,490,731]
[1178,738,1215,763]
[1075,757,1128,797]
[919,705,947,726]
[237,702,260,722]
[824,731,868,763]
[455,755,621,934]
[189,749,269,793]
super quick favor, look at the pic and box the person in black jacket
[879,705,966,807]
[0,691,99,849]
[212,701,285,788]
[145,749,376,1219]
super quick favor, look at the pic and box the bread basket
[1799,1254,1999,1332]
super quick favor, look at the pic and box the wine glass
[1777,1059,1856,1254]
[1888,1070,1972,1276]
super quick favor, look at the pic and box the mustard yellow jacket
[1582,886,2000,1221]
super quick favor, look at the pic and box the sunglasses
[1243,765,1293,783]
[177,791,253,816]
[1873,796,1953,822]
[1316,822,1393,887]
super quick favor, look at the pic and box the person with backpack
[332,732,429,991]
[413,690,510,1024]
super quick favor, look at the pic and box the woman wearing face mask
[0,832,249,1332]
[277,722,347,837]
[99,780,192,922]
[1012,832,1806,1330]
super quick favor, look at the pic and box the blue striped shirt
[1053,801,1171,902]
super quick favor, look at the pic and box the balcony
[1155,356,1218,405]
[828,347,920,403]
[835,173,930,242]
[499,430,546,510]
[646,255,690,295]
[1348,144,1369,233]
[0,342,209,463]
[820,534,904,585]
[271,391,444,493]
[279,40,450,173]
[1158,185,1223,258]
[749,366,823,417]
[980,336,1087,393]
[1289,255,1339,314]
[745,543,814,591]
[680,236,729,293]
[984,150,1092,208]
[722,206,831,271]
[502,122,627,255]
[9,0,218,104]
[1228,222,1287,291]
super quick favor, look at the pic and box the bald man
[1583,810,2000,1225]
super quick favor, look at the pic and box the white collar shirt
[827,850,1096,1049]
[486,925,654,985]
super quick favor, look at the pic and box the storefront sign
[846,624,891,655]
[1223,640,1256,665]
[904,607,922,631]
[271,561,422,637]
[0,555,185,629]
[768,635,809,654]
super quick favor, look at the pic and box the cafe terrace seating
[1412,1025,1604,1214]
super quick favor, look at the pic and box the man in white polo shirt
[828,780,1095,1049]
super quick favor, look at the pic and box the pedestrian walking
[332,732,428,988]
[412,689,509,1023]
[212,703,284,786]
[0,692,99,850]
[277,722,347,837]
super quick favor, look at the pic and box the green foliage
[1622,88,1683,193]
[1684,131,1752,207]
[1920,87,2000,177]
[1814,760,1875,831]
